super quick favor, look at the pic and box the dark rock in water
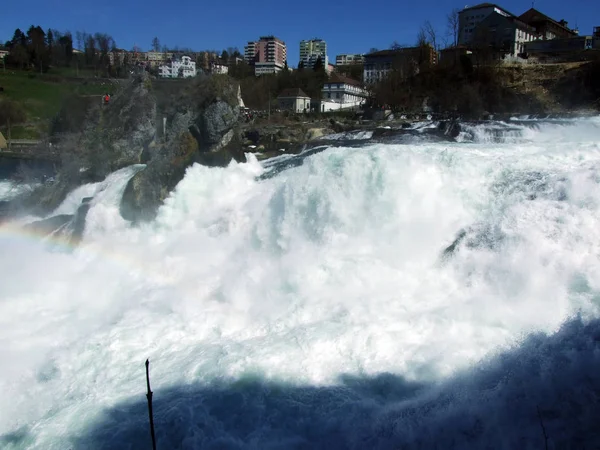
[19,196,94,247]
[437,120,461,139]
[442,229,468,259]
[70,197,93,246]
[442,224,506,260]
[329,119,353,133]
[22,214,73,237]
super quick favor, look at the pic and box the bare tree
[151,37,160,53]
[416,28,428,47]
[421,21,439,50]
[447,8,460,47]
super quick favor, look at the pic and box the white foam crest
[2,127,600,447]
[458,116,600,144]
[0,181,39,201]
[321,130,374,141]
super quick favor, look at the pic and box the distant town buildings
[211,61,229,74]
[158,55,197,78]
[299,38,328,69]
[244,36,287,75]
[453,2,598,61]
[363,46,437,85]
[335,54,364,66]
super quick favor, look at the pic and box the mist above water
[1,118,600,449]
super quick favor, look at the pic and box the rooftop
[518,8,577,35]
[461,3,517,17]
[326,73,362,86]
[365,46,433,58]
[278,88,310,98]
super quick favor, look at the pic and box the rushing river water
[1,117,600,449]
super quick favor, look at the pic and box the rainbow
[0,220,172,285]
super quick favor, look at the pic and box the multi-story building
[299,38,328,69]
[473,11,537,57]
[301,53,329,70]
[518,8,577,40]
[363,46,437,85]
[336,54,364,65]
[458,3,515,45]
[145,51,174,67]
[244,36,287,75]
[321,74,367,106]
[158,55,197,78]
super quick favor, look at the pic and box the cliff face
[25,73,243,222]
[119,74,243,222]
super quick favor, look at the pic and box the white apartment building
[300,38,328,69]
[336,54,364,65]
[158,55,197,78]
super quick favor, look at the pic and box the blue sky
[1,0,598,67]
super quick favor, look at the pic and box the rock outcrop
[26,73,243,223]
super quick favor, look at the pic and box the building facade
[363,46,437,85]
[473,12,537,57]
[158,55,197,78]
[301,52,329,70]
[458,3,515,45]
[518,8,577,40]
[321,74,367,108]
[525,35,597,56]
[335,54,364,65]
[244,36,287,75]
[277,88,311,113]
[299,39,328,69]
[211,62,229,74]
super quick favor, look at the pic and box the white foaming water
[1,119,600,449]
[0,181,38,202]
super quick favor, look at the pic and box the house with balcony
[320,74,367,111]
[158,55,197,78]
[277,88,311,113]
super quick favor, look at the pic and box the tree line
[2,26,131,77]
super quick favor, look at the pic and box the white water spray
[1,118,600,449]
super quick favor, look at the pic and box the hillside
[0,70,120,139]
